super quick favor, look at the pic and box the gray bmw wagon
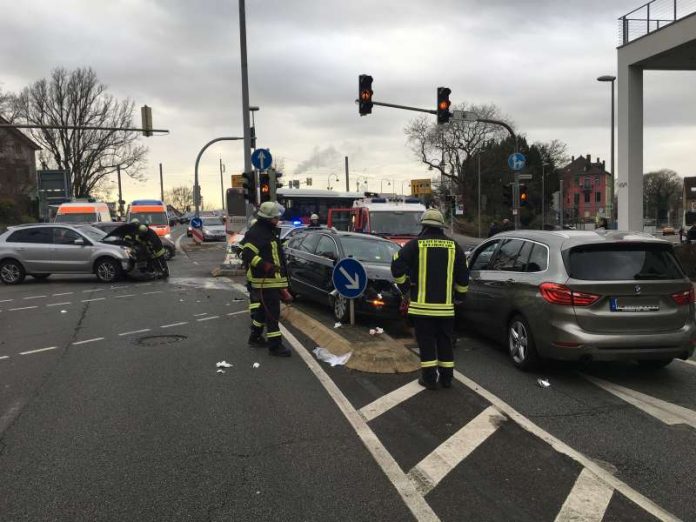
[462,230,696,370]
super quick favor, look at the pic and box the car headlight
[165,233,171,239]
[121,247,134,257]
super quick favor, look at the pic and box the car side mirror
[74,238,86,246]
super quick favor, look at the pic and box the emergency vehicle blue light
[292,220,302,226]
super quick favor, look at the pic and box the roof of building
[561,155,609,177]
[0,115,41,151]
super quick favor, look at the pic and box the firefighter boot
[268,340,291,357]
[418,368,439,390]
[248,327,265,347]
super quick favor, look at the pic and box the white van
[54,202,112,224]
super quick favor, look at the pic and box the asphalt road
[1,225,695,521]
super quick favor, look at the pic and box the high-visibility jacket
[241,219,288,290]
[390,228,469,317]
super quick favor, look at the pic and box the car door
[310,234,339,296]
[51,227,94,272]
[5,227,54,272]
[463,240,501,327]
[286,233,321,298]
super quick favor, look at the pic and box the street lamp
[380,178,392,193]
[400,180,410,195]
[597,75,616,225]
[356,176,369,192]
[327,174,340,190]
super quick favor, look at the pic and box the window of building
[596,192,601,203]
[584,192,590,203]
[574,193,580,206]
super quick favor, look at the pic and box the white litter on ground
[252,362,260,369]
[334,322,342,329]
[369,327,384,336]
[537,378,551,388]
[60,310,67,314]
[313,347,352,367]
[217,369,226,374]
[216,361,233,368]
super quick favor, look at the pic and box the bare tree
[643,169,682,225]
[12,67,147,198]
[404,103,511,194]
[164,185,194,213]
[535,139,569,167]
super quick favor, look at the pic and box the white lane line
[118,328,151,337]
[47,302,72,307]
[583,375,696,429]
[20,346,58,355]
[193,313,208,317]
[226,310,247,317]
[360,380,425,422]
[0,356,9,361]
[161,321,188,329]
[143,290,164,295]
[23,295,47,300]
[453,370,679,522]
[678,359,696,367]
[114,294,136,299]
[109,286,129,290]
[554,468,614,522]
[81,297,106,303]
[140,283,152,286]
[82,288,104,293]
[72,337,105,346]
[407,406,502,495]
[0,299,13,303]
[280,325,439,521]
[52,292,73,296]
[197,315,219,322]
[193,261,200,265]
[10,306,38,311]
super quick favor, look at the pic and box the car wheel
[331,294,350,322]
[508,314,540,371]
[95,258,121,283]
[31,274,51,280]
[637,358,673,369]
[0,259,26,285]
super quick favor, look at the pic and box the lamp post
[597,75,616,225]
[401,180,410,195]
[356,176,369,192]
[327,174,340,190]
[380,178,392,193]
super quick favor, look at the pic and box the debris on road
[537,378,551,388]
[216,361,233,368]
[60,310,67,314]
[252,362,260,369]
[334,322,342,329]
[217,369,226,374]
[313,347,352,367]
[369,327,384,336]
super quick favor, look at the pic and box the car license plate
[609,297,659,312]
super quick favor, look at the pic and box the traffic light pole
[239,0,254,223]
[357,99,437,115]
[193,137,243,217]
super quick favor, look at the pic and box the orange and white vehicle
[126,199,171,238]
[328,197,426,246]
[54,201,112,224]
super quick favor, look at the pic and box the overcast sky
[2,0,696,206]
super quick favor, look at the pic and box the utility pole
[560,179,564,229]
[239,0,253,222]
[219,157,225,212]
[542,164,545,230]
[477,154,482,238]
[159,163,164,201]
[116,165,124,219]
[345,156,350,192]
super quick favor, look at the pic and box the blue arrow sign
[332,257,368,299]
[190,217,203,229]
[251,148,273,170]
[508,152,526,171]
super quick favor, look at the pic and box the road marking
[82,288,104,293]
[10,306,38,311]
[452,370,679,522]
[584,375,696,429]
[109,286,129,290]
[226,310,247,317]
[360,380,424,422]
[118,329,151,337]
[143,290,164,295]
[0,299,13,303]
[20,346,58,355]
[114,294,136,299]
[161,321,188,329]
[141,283,152,286]
[193,261,200,265]
[194,313,208,317]
[0,356,9,361]
[0,399,25,435]
[554,468,614,522]
[197,315,219,322]
[47,302,72,307]
[23,295,47,300]
[281,325,439,521]
[407,406,502,495]
[72,337,104,346]
[81,297,106,303]
[52,292,73,296]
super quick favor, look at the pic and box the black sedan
[284,230,402,321]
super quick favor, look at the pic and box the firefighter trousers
[412,316,455,385]
[250,288,282,347]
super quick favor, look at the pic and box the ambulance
[54,201,112,224]
[126,199,171,238]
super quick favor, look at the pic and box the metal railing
[618,0,696,45]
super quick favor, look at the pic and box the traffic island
[280,305,420,374]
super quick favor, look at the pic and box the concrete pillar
[617,63,643,231]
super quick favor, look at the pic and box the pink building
[560,154,611,224]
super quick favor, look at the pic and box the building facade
[559,154,611,225]
[0,116,40,220]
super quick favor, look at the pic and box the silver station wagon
[462,230,696,370]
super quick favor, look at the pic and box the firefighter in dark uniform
[241,202,292,357]
[307,213,321,228]
[391,209,469,389]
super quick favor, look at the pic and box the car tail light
[367,299,385,307]
[671,288,695,306]
[539,283,600,307]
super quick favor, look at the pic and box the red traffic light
[358,74,374,116]
[437,87,451,124]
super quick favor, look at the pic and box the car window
[297,233,320,253]
[469,241,499,271]
[512,240,534,272]
[201,217,223,226]
[7,227,53,244]
[491,239,525,271]
[567,244,683,281]
[315,235,338,259]
[340,236,399,264]
[53,228,81,245]
[526,243,549,272]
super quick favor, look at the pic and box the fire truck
[327,197,426,246]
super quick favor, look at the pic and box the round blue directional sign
[508,152,526,171]
[332,257,368,299]
[251,148,273,171]
[190,217,203,229]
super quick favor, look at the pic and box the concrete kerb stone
[280,306,420,374]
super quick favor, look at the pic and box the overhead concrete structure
[618,1,696,230]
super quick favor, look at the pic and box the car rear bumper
[537,319,696,361]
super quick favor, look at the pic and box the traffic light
[358,74,373,116]
[437,87,451,124]
[259,173,271,203]
[242,171,257,204]
[269,169,283,200]
[502,184,513,208]
[141,105,153,137]
[519,184,528,207]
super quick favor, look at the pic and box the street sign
[518,173,533,180]
[231,174,244,188]
[332,258,368,299]
[251,148,272,171]
[191,217,203,229]
[508,153,526,171]
[451,110,478,122]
